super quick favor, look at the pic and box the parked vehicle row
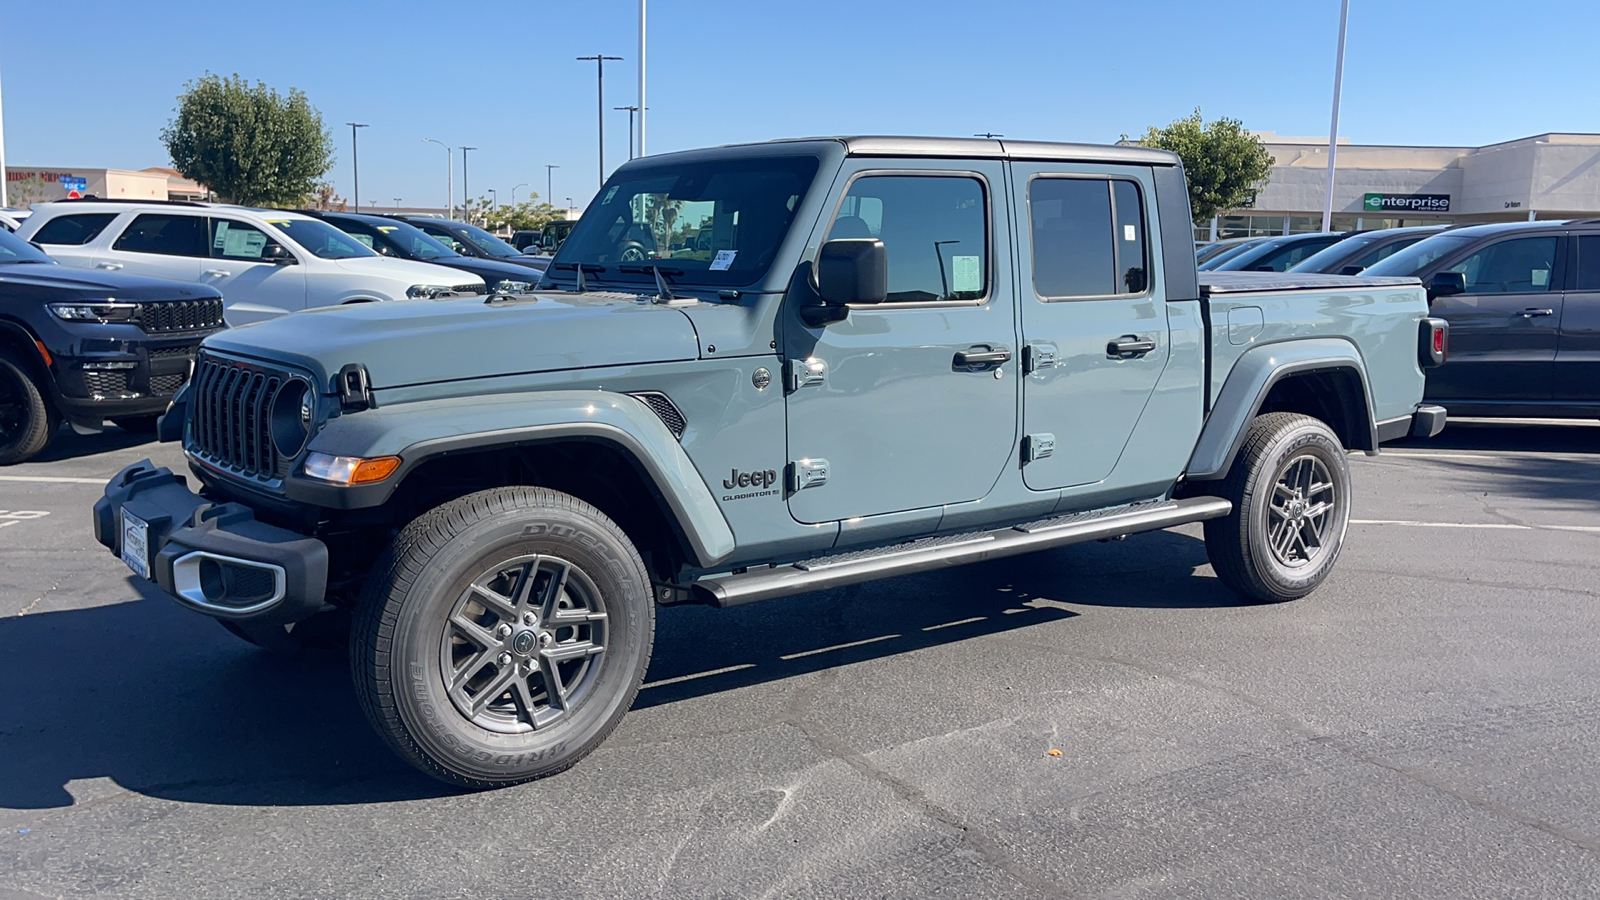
[0,227,224,463]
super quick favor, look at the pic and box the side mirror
[262,242,297,265]
[1427,270,1465,300]
[816,238,887,306]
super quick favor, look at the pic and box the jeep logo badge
[721,467,780,501]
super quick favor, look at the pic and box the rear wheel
[351,487,654,787]
[0,351,56,465]
[1203,412,1351,603]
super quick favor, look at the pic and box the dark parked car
[510,229,542,251]
[1205,232,1350,273]
[312,212,541,293]
[0,227,223,463]
[1290,226,1447,275]
[1363,220,1600,418]
[1195,236,1264,266]
[390,216,546,271]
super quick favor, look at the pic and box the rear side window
[1029,177,1149,298]
[1446,236,1558,293]
[31,213,118,246]
[112,213,208,257]
[1575,235,1600,291]
[825,174,988,302]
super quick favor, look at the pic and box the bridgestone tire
[351,487,654,788]
[0,352,56,465]
[1203,412,1352,603]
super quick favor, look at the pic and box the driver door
[201,218,307,325]
[1426,235,1564,403]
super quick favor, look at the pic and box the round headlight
[271,380,313,458]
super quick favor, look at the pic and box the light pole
[0,61,8,208]
[638,0,646,157]
[461,146,477,223]
[511,182,529,206]
[393,197,402,209]
[487,188,497,221]
[577,54,623,188]
[614,106,640,160]
[1321,0,1352,233]
[545,165,559,209]
[346,122,368,212]
[422,138,453,220]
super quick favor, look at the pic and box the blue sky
[3,0,1596,211]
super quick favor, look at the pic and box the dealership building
[1206,131,1600,240]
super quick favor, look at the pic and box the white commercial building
[1207,132,1600,240]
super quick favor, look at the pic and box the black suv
[0,228,224,463]
[1364,220,1600,418]
[312,212,541,292]
[390,216,547,272]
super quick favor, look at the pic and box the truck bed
[1199,271,1421,296]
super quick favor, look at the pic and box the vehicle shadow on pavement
[637,529,1234,709]
[1391,419,1600,455]
[0,532,1229,809]
[25,424,158,464]
[1390,421,1600,507]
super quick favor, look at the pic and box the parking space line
[1379,451,1600,462]
[779,634,900,660]
[640,663,755,690]
[1354,519,1600,534]
[0,475,109,485]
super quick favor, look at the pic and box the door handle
[953,347,1011,370]
[204,269,232,278]
[96,262,123,270]
[1107,336,1156,358]
[1519,308,1554,318]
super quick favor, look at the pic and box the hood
[0,263,222,301]
[203,290,700,389]
[331,256,486,286]
[432,256,546,283]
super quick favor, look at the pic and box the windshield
[364,220,459,260]
[0,228,54,264]
[550,155,822,287]
[1197,238,1267,270]
[1363,234,1474,277]
[1290,234,1381,273]
[452,223,523,258]
[1214,234,1343,273]
[262,217,378,260]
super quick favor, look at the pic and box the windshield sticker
[602,186,619,204]
[377,226,398,233]
[212,221,230,249]
[1532,269,1549,286]
[1124,224,1138,242]
[952,255,981,293]
[710,249,738,271]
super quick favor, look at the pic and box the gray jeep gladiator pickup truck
[93,136,1449,787]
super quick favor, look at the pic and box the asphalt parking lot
[3,419,1600,899]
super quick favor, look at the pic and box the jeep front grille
[139,299,225,334]
[189,354,285,480]
[627,391,686,439]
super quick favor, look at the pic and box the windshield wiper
[618,264,694,305]
[550,262,607,293]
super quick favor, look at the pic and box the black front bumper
[92,461,329,624]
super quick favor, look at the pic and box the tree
[1126,109,1273,225]
[161,74,334,207]
[476,196,568,233]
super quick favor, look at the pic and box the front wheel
[1203,412,1352,603]
[351,487,654,787]
[0,352,56,465]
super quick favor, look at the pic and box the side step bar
[692,496,1232,608]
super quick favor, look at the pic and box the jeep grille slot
[139,299,225,334]
[190,353,285,480]
[627,391,687,439]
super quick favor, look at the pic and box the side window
[1029,177,1150,298]
[31,213,118,246]
[112,213,208,257]
[416,222,466,254]
[1575,235,1600,291]
[1447,236,1558,293]
[825,175,987,302]
[209,219,272,260]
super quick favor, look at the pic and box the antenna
[652,265,674,303]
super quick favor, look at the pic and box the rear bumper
[1376,404,1448,443]
[92,460,328,624]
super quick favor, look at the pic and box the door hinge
[1023,342,1059,374]
[786,357,827,392]
[788,458,830,492]
[1022,433,1055,462]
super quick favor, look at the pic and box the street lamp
[487,188,497,213]
[422,138,453,220]
[545,165,559,209]
[461,146,478,223]
[346,122,369,211]
[577,54,623,188]
[511,182,529,206]
[614,106,642,160]
[638,0,647,157]
[1321,0,1352,233]
[393,197,402,208]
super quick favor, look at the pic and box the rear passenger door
[94,212,207,283]
[26,212,122,269]
[1556,233,1600,402]
[1424,235,1564,403]
[1013,164,1167,491]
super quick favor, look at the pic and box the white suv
[17,202,485,325]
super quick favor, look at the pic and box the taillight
[1419,317,1449,368]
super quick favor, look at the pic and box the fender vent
[627,391,687,439]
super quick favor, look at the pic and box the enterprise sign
[1364,192,1451,213]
